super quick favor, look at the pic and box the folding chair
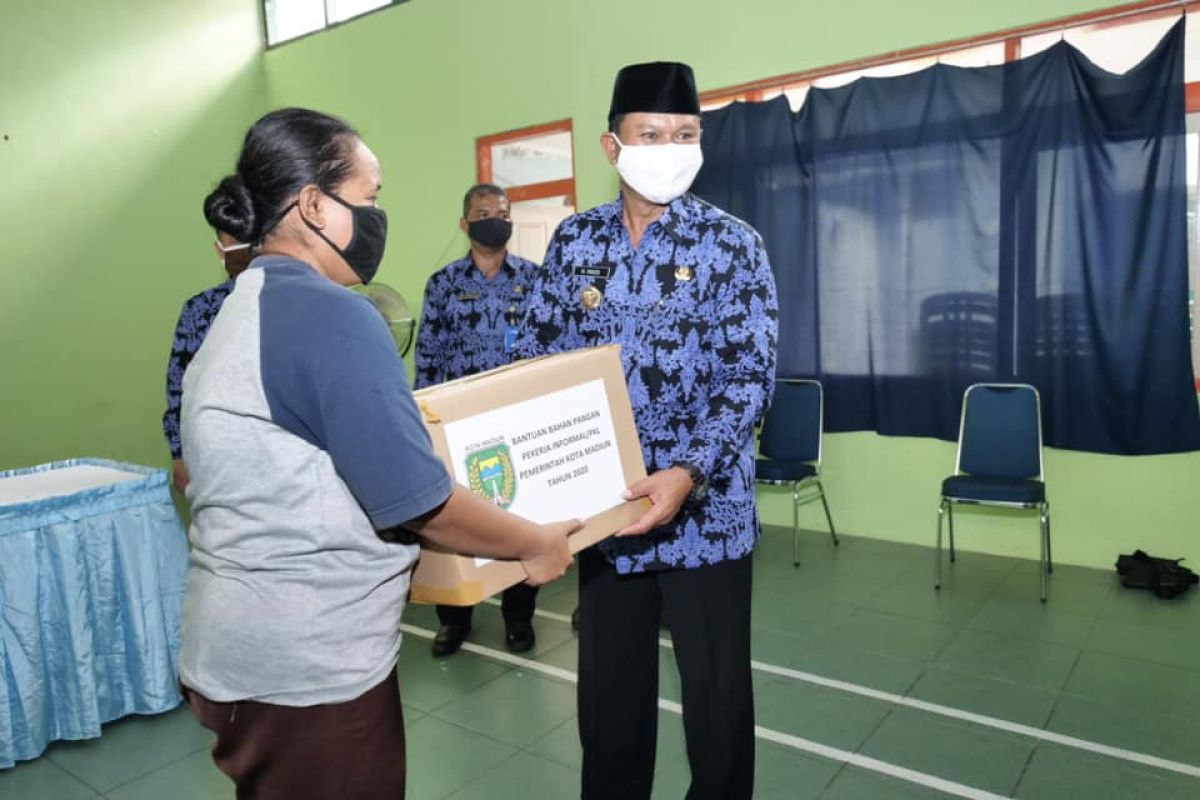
[935,383,1052,601]
[755,379,838,566]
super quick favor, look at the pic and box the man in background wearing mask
[163,226,252,493]
[516,62,778,799]
[414,183,541,657]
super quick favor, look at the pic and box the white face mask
[216,240,251,269]
[610,134,704,205]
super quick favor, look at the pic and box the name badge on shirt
[456,291,481,302]
[573,265,614,280]
[504,326,519,353]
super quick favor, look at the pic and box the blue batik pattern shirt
[515,193,779,574]
[414,253,538,388]
[163,279,234,459]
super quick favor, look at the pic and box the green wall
[0,0,266,471]
[5,0,1195,570]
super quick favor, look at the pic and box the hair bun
[203,174,256,242]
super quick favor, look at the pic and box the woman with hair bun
[178,108,576,798]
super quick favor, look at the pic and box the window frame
[475,118,577,207]
[263,0,406,49]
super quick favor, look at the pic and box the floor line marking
[402,623,1010,800]
[748,660,1200,779]
[469,600,1200,779]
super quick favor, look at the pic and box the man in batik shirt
[414,183,541,657]
[163,231,251,492]
[516,62,778,800]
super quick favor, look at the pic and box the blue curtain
[694,20,1200,455]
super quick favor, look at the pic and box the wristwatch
[672,461,709,505]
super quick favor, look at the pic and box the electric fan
[353,282,416,357]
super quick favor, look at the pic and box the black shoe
[431,624,469,657]
[571,607,579,632]
[505,622,536,653]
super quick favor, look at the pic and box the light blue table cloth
[0,458,189,768]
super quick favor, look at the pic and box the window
[486,130,575,189]
[476,120,577,263]
[703,43,1007,112]
[263,0,399,47]
[700,0,1200,387]
[1021,12,1200,80]
[701,3,1200,111]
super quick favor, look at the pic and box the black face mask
[292,193,388,284]
[467,217,513,249]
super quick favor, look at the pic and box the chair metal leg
[792,482,800,568]
[816,480,839,546]
[947,501,956,563]
[935,498,945,590]
[1039,503,1048,603]
[1044,501,1053,574]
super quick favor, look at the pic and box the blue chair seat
[942,475,1045,504]
[755,459,817,483]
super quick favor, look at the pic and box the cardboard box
[409,345,649,605]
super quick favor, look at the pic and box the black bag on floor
[1115,550,1199,599]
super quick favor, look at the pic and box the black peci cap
[608,61,700,124]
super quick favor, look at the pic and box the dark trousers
[436,582,538,628]
[577,549,755,800]
[183,670,405,799]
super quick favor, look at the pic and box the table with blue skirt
[0,458,189,769]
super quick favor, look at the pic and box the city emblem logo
[465,441,517,509]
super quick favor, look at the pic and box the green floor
[4,525,1200,799]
